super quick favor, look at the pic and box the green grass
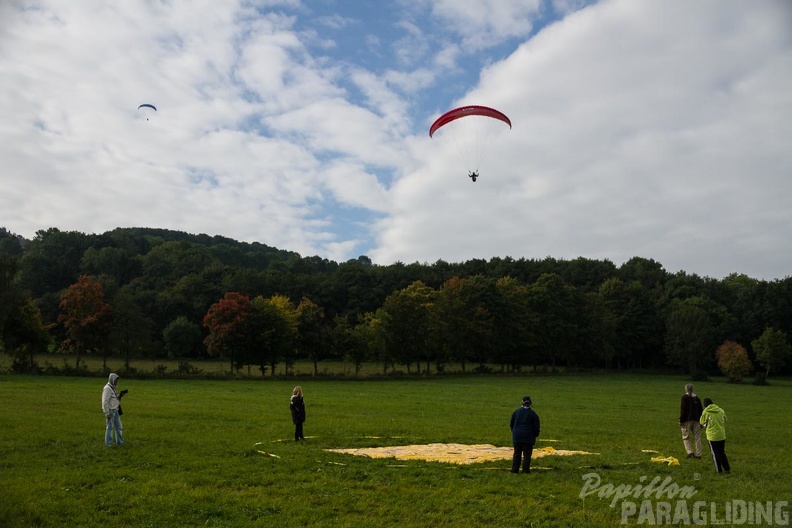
[1,374,790,527]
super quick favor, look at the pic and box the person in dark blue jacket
[290,386,306,441]
[510,395,540,473]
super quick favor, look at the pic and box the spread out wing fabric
[429,105,511,138]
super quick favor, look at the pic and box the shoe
[694,455,701,459]
[686,453,694,458]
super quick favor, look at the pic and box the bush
[119,365,138,377]
[41,359,91,376]
[11,357,40,374]
[177,361,203,376]
[752,371,768,386]
[716,340,753,383]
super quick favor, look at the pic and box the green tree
[599,278,664,369]
[664,301,712,379]
[0,228,24,256]
[618,257,667,292]
[752,327,791,379]
[58,276,113,369]
[296,296,327,375]
[580,291,618,368]
[492,276,536,371]
[163,316,202,359]
[331,315,368,377]
[18,228,93,297]
[1,255,52,370]
[249,294,298,376]
[358,310,389,373]
[763,278,792,345]
[716,340,753,383]
[431,276,494,373]
[109,289,156,370]
[524,274,582,369]
[2,296,52,371]
[80,246,140,286]
[381,281,436,373]
[0,254,20,335]
[324,258,384,319]
[719,274,763,346]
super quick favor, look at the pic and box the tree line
[1,226,790,379]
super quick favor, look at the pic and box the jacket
[699,403,726,441]
[290,395,306,424]
[102,373,120,415]
[510,406,540,445]
[679,393,703,423]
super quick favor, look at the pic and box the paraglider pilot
[468,171,479,182]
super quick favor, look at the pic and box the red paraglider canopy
[429,105,511,138]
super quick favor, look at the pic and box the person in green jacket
[700,398,730,474]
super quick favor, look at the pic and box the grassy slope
[0,375,789,527]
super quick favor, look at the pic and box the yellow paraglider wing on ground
[325,443,598,465]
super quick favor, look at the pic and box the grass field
[1,374,790,527]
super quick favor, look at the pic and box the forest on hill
[1,226,790,378]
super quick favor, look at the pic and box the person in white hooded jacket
[101,373,124,446]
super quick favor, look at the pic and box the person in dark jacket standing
[679,384,703,458]
[290,386,306,441]
[510,396,540,474]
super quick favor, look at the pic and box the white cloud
[0,0,405,259]
[1,0,790,280]
[372,0,792,279]
[419,0,543,50]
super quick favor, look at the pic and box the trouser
[708,440,730,473]
[294,422,304,440]
[512,443,534,473]
[105,409,124,446]
[680,421,702,456]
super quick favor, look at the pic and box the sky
[1,0,791,281]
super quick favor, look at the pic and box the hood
[108,373,119,386]
[704,404,722,414]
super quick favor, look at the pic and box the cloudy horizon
[2,0,790,280]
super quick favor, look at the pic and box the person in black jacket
[679,384,703,458]
[290,386,306,441]
[510,396,540,473]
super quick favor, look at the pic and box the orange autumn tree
[58,275,113,369]
[203,292,251,373]
[716,340,753,383]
